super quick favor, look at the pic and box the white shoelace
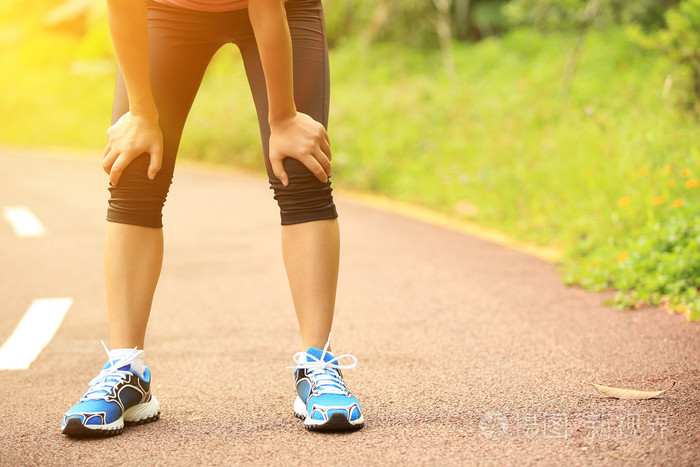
[287,334,358,395]
[81,341,142,402]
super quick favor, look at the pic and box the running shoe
[61,343,160,437]
[289,337,364,431]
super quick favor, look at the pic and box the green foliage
[322,0,375,48]
[366,0,442,47]
[503,0,588,29]
[323,0,439,48]
[0,0,114,147]
[627,0,700,111]
[326,29,699,319]
[565,189,700,320]
[610,0,680,31]
[469,0,511,37]
[324,0,510,47]
[503,0,679,30]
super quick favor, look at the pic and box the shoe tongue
[305,347,335,363]
[102,360,131,372]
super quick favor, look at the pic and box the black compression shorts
[107,0,338,228]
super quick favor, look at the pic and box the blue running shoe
[289,336,364,431]
[61,344,160,437]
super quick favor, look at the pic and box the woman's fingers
[147,144,163,180]
[270,151,289,187]
[278,138,331,185]
[109,156,128,186]
[268,112,335,187]
[104,149,161,186]
[320,135,332,162]
[313,147,331,179]
[100,112,164,186]
[102,149,118,175]
[271,151,327,186]
[324,132,332,161]
[304,153,329,183]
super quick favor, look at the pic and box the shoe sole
[61,396,160,438]
[293,396,364,432]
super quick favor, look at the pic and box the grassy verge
[1,24,698,318]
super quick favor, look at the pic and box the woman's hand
[269,112,332,187]
[247,2,329,187]
[102,112,163,186]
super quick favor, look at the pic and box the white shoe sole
[124,395,160,423]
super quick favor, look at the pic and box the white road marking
[2,206,46,237]
[0,298,73,370]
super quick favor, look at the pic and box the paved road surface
[1,148,698,465]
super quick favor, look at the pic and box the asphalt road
[1,148,699,466]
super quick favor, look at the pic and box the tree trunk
[361,0,393,46]
[433,0,456,76]
[561,0,601,96]
[453,0,472,40]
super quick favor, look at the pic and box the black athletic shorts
[107,0,337,228]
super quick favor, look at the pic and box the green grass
[1,24,698,319]
[328,30,697,246]
[565,195,700,318]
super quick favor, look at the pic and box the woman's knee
[271,158,338,225]
[106,153,173,228]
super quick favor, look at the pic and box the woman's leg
[106,5,223,349]
[105,223,163,349]
[281,219,339,350]
[235,1,363,431]
[62,4,225,438]
[238,0,338,350]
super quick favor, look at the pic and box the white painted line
[0,298,72,370]
[2,206,46,237]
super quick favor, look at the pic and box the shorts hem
[106,215,164,229]
[280,206,338,226]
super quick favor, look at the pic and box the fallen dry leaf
[591,381,676,400]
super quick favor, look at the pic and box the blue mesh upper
[65,399,122,424]
[63,362,149,427]
[299,347,362,421]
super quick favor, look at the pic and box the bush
[323,0,439,48]
[503,0,588,29]
[565,178,700,320]
[627,0,700,112]
[503,0,679,30]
